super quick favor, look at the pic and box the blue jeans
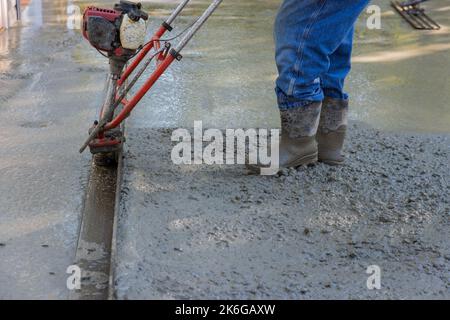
[274,0,370,109]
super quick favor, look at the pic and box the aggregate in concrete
[114,124,449,299]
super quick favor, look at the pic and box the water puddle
[2,0,448,133]
[127,0,450,133]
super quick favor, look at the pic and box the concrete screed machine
[79,0,223,165]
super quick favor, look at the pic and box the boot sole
[286,152,318,168]
[246,152,318,175]
[318,158,344,166]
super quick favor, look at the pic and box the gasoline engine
[82,0,148,77]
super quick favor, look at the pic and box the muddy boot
[247,101,322,174]
[317,97,348,165]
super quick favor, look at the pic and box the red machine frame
[80,0,223,154]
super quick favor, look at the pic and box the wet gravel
[114,122,449,299]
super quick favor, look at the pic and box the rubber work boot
[316,97,348,165]
[247,101,322,174]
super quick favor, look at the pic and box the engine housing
[82,1,148,54]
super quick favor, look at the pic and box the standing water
[72,0,450,132]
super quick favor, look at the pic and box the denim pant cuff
[323,88,349,100]
[276,87,322,110]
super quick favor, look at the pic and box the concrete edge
[68,157,93,300]
[107,125,126,300]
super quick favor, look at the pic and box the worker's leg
[321,27,355,100]
[274,0,369,107]
[317,27,355,165]
[266,0,368,172]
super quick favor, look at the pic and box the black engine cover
[86,16,118,52]
[114,0,148,21]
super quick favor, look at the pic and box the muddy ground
[114,124,449,299]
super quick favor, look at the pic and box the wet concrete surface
[70,163,117,300]
[350,0,450,133]
[130,0,450,133]
[0,0,107,299]
[114,0,450,299]
[0,0,449,299]
[115,125,449,299]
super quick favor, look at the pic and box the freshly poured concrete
[0,0,449,299]
[132,0,450,132]
[0,0,107,299]
[115,125,449,299]
[114,0,450,299]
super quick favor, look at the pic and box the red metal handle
[117,25,168,87]
[105,53,176,131]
